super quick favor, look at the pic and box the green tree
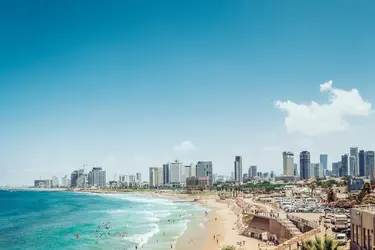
[301,236,339,250]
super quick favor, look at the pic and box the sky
[1,1,375,186]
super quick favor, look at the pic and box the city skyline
[2,1,375,186]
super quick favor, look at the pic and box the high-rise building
[349,156,356,176]
[196,161,213,186]
[70,170,78,188]
[299,151,310,180]
[234,156,243,183]
[163,164,170,185]
[365,151,375,177]
[320,154,328,172]
[190,163,196,177]
[340,154,349,177]
[184,165,191,178]
[282,152,294,176]
[270,171,275,180]
[129,174,136,183]
[311,163,322,178]
[149,167,162,187]
[249,165,257,178]
[169,160,182,185]
[293,163,298,176]
[350,147,359,176]
[52,176,59,187]
[136,173,142,182]
[332,162,340,176]
[88,167,106,188]
[62,175,69,187]
[359,150,366,176]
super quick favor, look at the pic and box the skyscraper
[359,150,366,176]
[169,160,182,185]
[88,167,106,188]
[234,156,243,183]
[70,170,78,188]
[300,151,310,180]
[136,172,142,182]
[340,154,349,177]
[320,154,328,172]
[282,152,294,176]
[293,163,298,176]
[163,163,169,185]
[149,167,160,187]
[249,165,257,178]
[365,151,375,177]
[349,156,356,176]
[332,162,339,176]
[196,161,213,186]
[312,163,322,178]
[350,147,359,175]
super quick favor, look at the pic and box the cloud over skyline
[173,141,196,153]
[275,80,372,136]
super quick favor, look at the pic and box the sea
[0,190,208,250]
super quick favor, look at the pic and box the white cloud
[275,80,372,136]
[173,141,196,153]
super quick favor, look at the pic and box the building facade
[350,147,359,176]
[293,163,298,176]
[312,163,322,178]
[163,163,169,185]
[332,162,340,176]
[196,161,213,186]
[88,167,106,188]
[366,151,375,177]
[169,160,182,185]
[350,205,375,250]
[299,151,310,180]
[320,154,328,173]
[282,151,294,176]
[341,154,349,177]
[249,165,257,179]
[350,156,357,176]
[359,150,366,177]
[136,172,142,182]
[234,156,243,183]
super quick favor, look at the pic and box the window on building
[355,225,359,243]
[368,229,372,249]
[357,225,361,245]
[363,228,367,248]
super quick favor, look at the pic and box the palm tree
[301,236,339,250]
[308,181,317,197]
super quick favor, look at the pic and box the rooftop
[352,204,375,214]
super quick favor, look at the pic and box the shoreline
[23,188,264,249]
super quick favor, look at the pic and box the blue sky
[1,1,375,185]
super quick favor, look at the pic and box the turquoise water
[0,190,206,250]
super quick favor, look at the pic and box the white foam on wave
[127,223,160,246]
[106,209,128,214]
[199,222,205,229]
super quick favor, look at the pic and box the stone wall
[287,214,318,233]
[244,214,294,240]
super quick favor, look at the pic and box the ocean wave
[127,223,160,246]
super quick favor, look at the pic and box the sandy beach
[174,196,263,250]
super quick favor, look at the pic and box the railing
[353,204,375,210]
[287,214,319,229]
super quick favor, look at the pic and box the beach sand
[175,198,262,250]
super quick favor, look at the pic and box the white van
[336,233,347,245]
